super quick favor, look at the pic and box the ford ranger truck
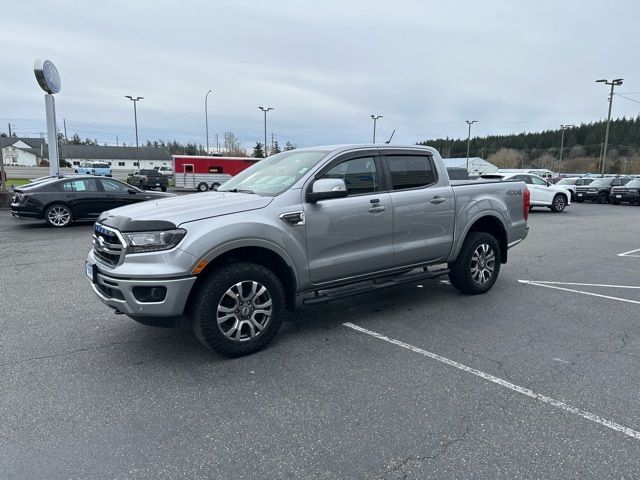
[86,145,529,357]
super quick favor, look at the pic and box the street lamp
[465,120,478,172]
[557,124,574,173]
[595,78,623,176]
[258,106,273,157]
[371,115,383,143]
[205,90,212,153]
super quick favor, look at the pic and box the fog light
[132,286,167,303]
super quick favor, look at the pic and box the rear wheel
[210,182,220,191]
[160,186,167,192]
[550,194,567,212]
[45,204,72,228]
[197,182,208,192]
[191,262,286,357]
[448,232,501,295]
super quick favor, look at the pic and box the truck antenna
[385,130,396,144]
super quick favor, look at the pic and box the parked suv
[75,162,112,177]
[555,177,594,201]
[499,172,571,212]
[610,179,640,205]
[575,177,631,203]
[126,169,169,191]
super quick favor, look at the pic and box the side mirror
[128,188,137,194]
[546,181,551,187]
[307,178,348,202]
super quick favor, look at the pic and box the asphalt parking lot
[1,202,640,479]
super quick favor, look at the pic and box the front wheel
[197,182,208,192]
[576,198,584,203]
[550,194,567,212]
[191,262,286,357]
[611,200,620,205]
[45,204,72,228]
[448,232,501,295]
[597,192,608,204]
[160,186,167,192]
[210,182,220,191]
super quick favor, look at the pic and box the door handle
[64,194,77,198]
[368,205,387,213]
[430,196,446,204]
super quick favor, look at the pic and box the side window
[321,157,378,195]
[386,155,435,190]
[61,179,99,192]
[531,176,547,186]
[100,179,129,193]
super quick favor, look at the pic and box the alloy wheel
[470,244,495,284]
[216,281,273,342]
[47,206,71,227]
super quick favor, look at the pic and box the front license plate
[616,195,622,198]
[156,183,160,186]
[577,193,583,196]
[86,261,96,283]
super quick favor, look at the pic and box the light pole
[465,120,478,172]
[125,95,143,166]
[205,90,212,153]
[371,115,382,143]
[558,124,574,174]
[595,78,623,176]
[258,106,273,157]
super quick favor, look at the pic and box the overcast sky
[2,0,640,151]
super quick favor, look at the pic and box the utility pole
[216,133,219,154]
[271,132,275,152]
[0,133,6,193]
[465,120,478,172]
[258,106,273,157]
[7,123,11,137]
[558,124,574,174]
[371,115,382,143]
[116,135,119,147]
[205,89,212,153]
[595,78,623,176]
[63,118,68,140]
[125,95,143,166]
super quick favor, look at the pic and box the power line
[614,93,640,105]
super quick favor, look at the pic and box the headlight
[123,229,186,254]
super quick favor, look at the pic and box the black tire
[139,180,145,190]
[191,262,286,357]
[448,232,501,295]
[197,182,208,192]
[210,182,220,191]
[44,204,72,228]
[550,194,567,212]
[576,198,584,203]
[611,200,620,205]
[597,192,608,204]
[160,186,167,192]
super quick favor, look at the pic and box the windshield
[590,179,612,187]
[624,180,640,188]
[218,150,331,196]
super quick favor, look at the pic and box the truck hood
[98,192,273,231]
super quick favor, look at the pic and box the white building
[443,157,499,175]
[1,138,47,166]
[0,137,171,170]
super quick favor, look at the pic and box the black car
[10,176,174,227]
[610,179,640,205]
[555,177,594,201]
[126,169,169,191]
[574,177,631,203]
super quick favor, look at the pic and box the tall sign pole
[34,59,62,176]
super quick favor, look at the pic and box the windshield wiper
[221,188,255,194]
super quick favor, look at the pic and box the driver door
[98,178,140,209]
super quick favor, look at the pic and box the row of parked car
[556,176,640,205]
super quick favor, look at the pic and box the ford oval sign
[34,59,61,94]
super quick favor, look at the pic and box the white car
[154,166,173,177]
[500,172,571,212]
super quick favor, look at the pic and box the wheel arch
[187,244,298,312]
[452,214,508,264]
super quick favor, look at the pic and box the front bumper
[575,191,599,200]
[610,192,639,203]
[89,260,197,320]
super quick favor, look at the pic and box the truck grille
[93,223,124,267]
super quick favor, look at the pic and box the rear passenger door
[59,178,103,219]
[304,151,394,284]
[382,151,455,266]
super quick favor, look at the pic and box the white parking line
[518,280,640,305]
[618,248,640,257]
[343,322,640,440]
[522,280,640,290]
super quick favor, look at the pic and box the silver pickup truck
[86,145,529,356]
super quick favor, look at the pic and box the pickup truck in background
[86,145,529,357]
[126,169,169,192]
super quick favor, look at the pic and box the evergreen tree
[252,142,265,158]
[271,140,281,154]
[284,141,296,151]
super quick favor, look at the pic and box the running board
[303,268,450,305]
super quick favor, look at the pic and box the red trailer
[172,155,260,191]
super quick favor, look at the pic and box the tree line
[418,116,640,174]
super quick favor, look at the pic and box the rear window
[386,155,436,190]
[93,163,109,168]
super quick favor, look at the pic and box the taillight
[523,188,530,221]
